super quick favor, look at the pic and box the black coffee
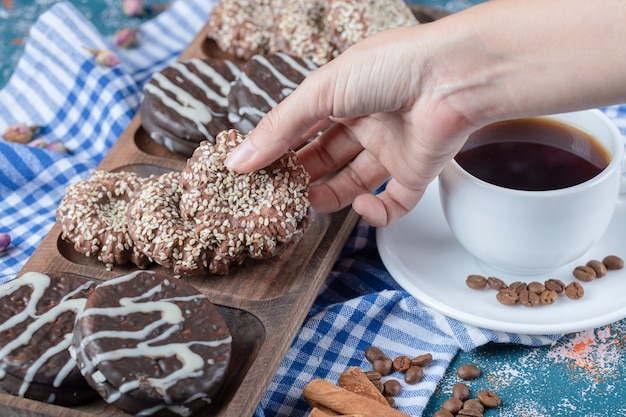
[455,117,610,191]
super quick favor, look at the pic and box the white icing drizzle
[77,271,232,410]
[0,272,93,396]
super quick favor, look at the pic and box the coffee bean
[466,274,487,290]
[393,355,411,372]
[441,397,463,414]
[544,278,565,293]
[386,396,396,407]
[364,370,382,381]
[383,379,402,397]
[433,411,454,417]
[519,289,540,307]
[372,356,393,376]
[364,346,385,363]
[508,281,527,294]
[404,365,424,384]
[458,408,484,417]
[411,353,433,367]
[372,379,384,393]
[452,382,470,401]
[539,289,558,305]
[477,390,501,408]
[564,281,585,299]
[463,399,485,413]
[496,288,519,305]
[603,255,624,270]
[586,259,607,278]
[527,281,546,294]
[487,276,507,291]
[457,364,480,380]
[573,265,596,282]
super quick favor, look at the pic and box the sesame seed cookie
[126,171,215,275]
[180,129,311,267]
[326,0,419,53]
[57,170,149,270]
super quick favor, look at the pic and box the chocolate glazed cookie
[227,53,317,134]
[71,271,232,417]
[140,57,240,156]
[0,272,98,405]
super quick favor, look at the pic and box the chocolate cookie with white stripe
[71,271,232,417]
[0,272,98,405]
[227,53,317,133]
[140,57,240,156]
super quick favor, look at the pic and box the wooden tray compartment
[3,5,447,416]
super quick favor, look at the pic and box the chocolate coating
[227,53,317,133]
[71,271,232,416]
[140,58,240,156]
[57,170,150,269]
[0,272,98,405]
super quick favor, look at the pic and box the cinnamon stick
[338,366,388,406]
[303,379,412,417]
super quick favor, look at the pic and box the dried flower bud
[0,233,10,254]
[28,138,49,148]
[114,27,139,49]
[45,141,69,153]
[85,47,121,67]
[122,0,145,17]
[2,123,41,144]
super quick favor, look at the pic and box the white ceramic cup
[438,109,625,274]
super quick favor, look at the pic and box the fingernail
[225,139,256,170]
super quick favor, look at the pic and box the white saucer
[376,183,626,335]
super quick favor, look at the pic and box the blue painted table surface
[2,2,625,417]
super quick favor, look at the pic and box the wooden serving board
[3,5,447,417]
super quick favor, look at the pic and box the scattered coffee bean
[404,365,424,384]
[372,378,384,393]
[452,382,470,401]
[466,274,488,290]
[433,411,454,417]
[508,281,527,294]
[383,379,402,397]
[573,265,596,282]
[386,396,396,407]
[457,409,484,417]
[463,399,485,413]
[564,281,584,299]
[364,370,382,381]
[539,289,558,305]
[487,276,507,291]
[441,397,463,414]
[527,281,546,294]
[586,259,607,278]
[477,390,501,408]
[372,356,393,376]
[457,364,480,380]
[544,278,565,293]
[364,346,385,363]
[393,355,411,372]
[411,353,433,367]
[603,255,624,270]
[519,289,540,307]
[496,288,519,306]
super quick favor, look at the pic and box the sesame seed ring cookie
[126,171,217,275]
[180,129,311,268]
[57,170,150,269]
[267,0,336,66]
[326,0,419,53]
[206,0,277,61]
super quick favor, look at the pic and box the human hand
[225,25,479,227]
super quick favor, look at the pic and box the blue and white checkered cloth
[2,2,625,416]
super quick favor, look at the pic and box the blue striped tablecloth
[2,1,624,415]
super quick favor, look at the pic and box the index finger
[225,71,333,173]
